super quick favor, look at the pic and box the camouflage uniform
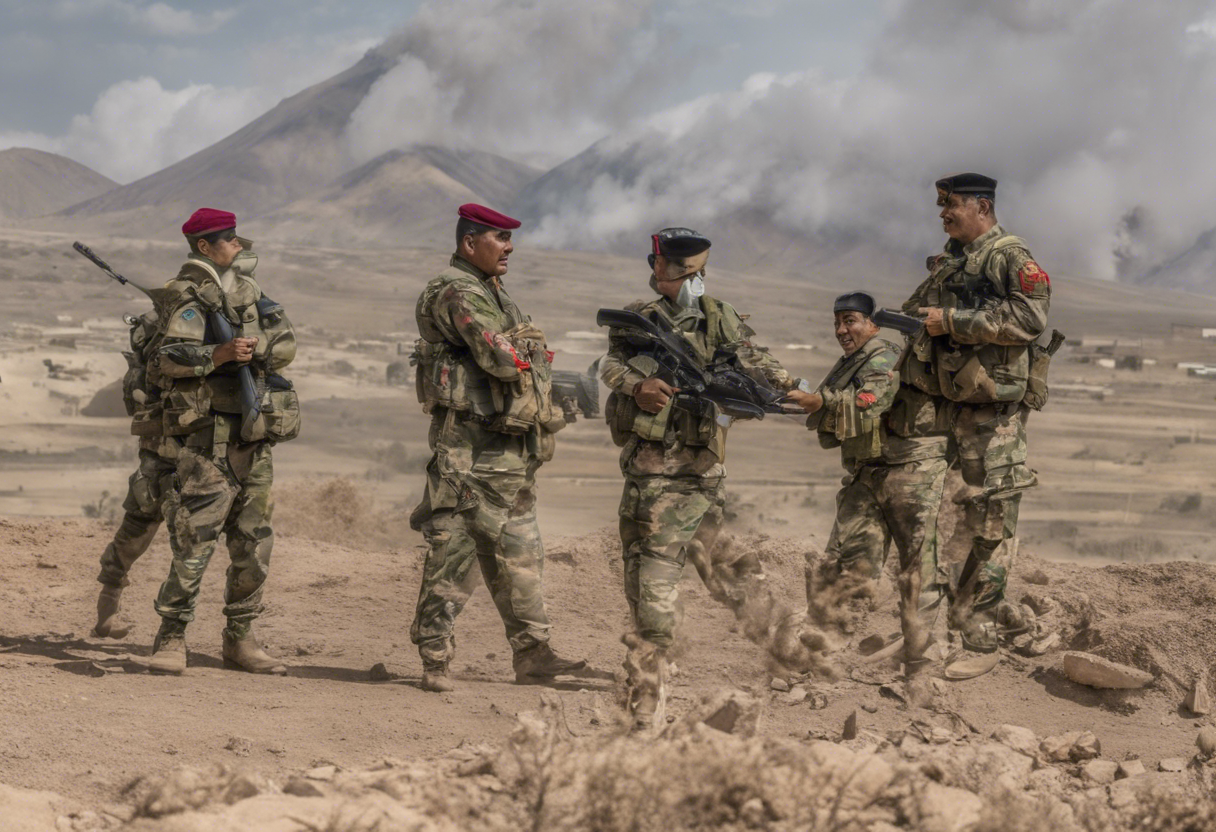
[409,255,566,671]
[97,307,175,591]
[899,224,1050,652]
[601,294,804,649]
[151,248,297,640]
[806,336,949,660]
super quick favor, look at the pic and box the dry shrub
[1125,786,1216,832]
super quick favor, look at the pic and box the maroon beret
[458,203,520,230]
[182,208,237,236]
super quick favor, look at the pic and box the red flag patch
[856,391,877,409]
[1018,261,1050,294]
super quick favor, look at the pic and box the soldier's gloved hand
[918,307,947,337]
[786,390,823,414]
[635,377,678,413]
[213,336,259,365]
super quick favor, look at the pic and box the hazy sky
[0,0,881,181]
[3,0,1214,280]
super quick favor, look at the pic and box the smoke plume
[517,0,1216,281]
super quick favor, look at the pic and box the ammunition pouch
[161,379,213,436]
[490,323,567,435]
[261,375,301,443]
[414,339,482,415]
[935,343,1028,405]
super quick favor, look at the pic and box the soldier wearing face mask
[599,228,818,729]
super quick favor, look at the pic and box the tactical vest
[605,295,744,458]
[414,265,565,436]
[808,338,897,464]
[902,234,1031,405]
[159,253,299,442]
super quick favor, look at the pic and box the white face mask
[675,273,705,308]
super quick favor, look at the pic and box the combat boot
[421,662,455,693]
[222,628,287,675]
[92,584,131,639]
[148,621,187,675]
[943,648,999,681]
[512,643,587,684]
[622,634,667,732]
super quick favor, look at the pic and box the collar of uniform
[450,254,495,283]
[657,294,705,325]
[188,252,221,272]
[961,224,1006,257]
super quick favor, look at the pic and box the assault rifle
[871,308,925,335]
[596,308,798,420]
[73,241,261,439]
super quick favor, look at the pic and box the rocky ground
[1,499,1214,831]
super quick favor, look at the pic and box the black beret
[833,291,876,317]
[935,172,997,204]
[651,227,711,259]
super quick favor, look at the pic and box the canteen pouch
[262,375,301,443]
[1023,330,1065,411]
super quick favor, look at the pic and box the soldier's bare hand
[635,377,678,413]
[213,337,258,365]
[786,390,823,414]
[918,307,947,337]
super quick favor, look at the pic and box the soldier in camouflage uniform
[600,228,819,728]
[898,173,1051,680]
[409,203,586,693]
[92,299,184,639]
[146,208,300,676]
[803,292,949,671]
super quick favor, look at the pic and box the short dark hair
[187,227,235,255]
[456,217,494,249]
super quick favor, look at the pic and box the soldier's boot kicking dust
[148,620,187,675]
[944,620,1000,681]
[512,643,587,685]
[222,626,287,675]
[92,584,131,639]
[622,634,667,732]
[421,661,456,693]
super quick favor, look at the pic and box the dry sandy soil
[3,227,1216,829]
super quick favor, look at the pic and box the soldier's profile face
[199,231,243,269]
[834,311,878,356]
[939,194,989,244]
[463,230,513,277]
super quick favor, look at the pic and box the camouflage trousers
[97,449,174,588]
[618,473,726,649]
[945,403,1035,652]
[410,413,551,667]
[155,420,275,637]
[812,456,948,658]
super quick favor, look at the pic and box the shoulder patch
[1017,261,1051,294]
[181,309,196,321]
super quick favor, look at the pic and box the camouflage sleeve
[947,247,1050,346]
[728,306,801,391]
[436,282,528,381]
[599,299,652,394]
[599,338,647,395]
[853,347,899,415]
[155,291,217,379]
